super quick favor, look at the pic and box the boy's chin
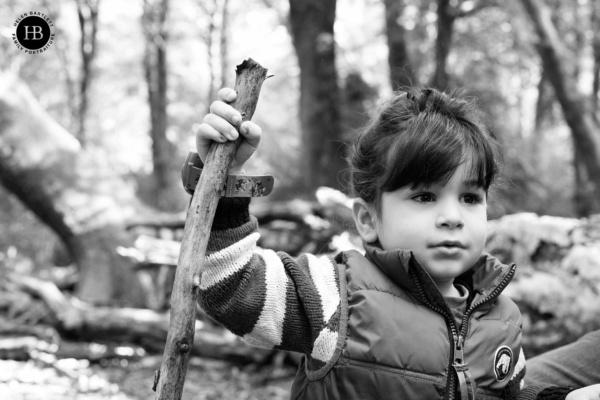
[422,260,473,281]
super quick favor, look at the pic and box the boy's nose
[436,201,464,229]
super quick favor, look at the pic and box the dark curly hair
[347,87,501,210]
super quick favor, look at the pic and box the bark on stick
[154,59,268,400]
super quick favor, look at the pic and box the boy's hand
[565,384,600,400]
[193,88,262,174]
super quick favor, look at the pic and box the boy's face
[374,163,487,295]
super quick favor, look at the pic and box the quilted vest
[291,245,522,400]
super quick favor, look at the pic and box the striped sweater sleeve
[198,198,342,367]
[504,349,573,400]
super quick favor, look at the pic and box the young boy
[190,87,593,400]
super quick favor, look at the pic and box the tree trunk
[219,0,230,88]
[592,0,600,112]
[431,0,455,90]
[289,0,344,192]
[570,0,592,218]
[341,72,377,147]
[573,144,596,217]
[143,0,178,211]
[0,71,147,306]
[521,0,600,216]
[199,0,218,114]
[384,0,417,90]
[534,68,554,131]
[76,0,100,146]
[531,68,554,166]
[430,0,500,90]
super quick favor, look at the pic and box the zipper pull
[453,335,465,366]
[453,335,475,400]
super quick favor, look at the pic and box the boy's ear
[352,198,379,243]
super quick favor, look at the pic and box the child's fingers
[202,114,239,140]
[240,121,261,148]
[193,122,226,163]
[234,122,262,167]
[217,88,237,103]
[194,122,228,143]
[209,100,242,126]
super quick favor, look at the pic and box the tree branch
[154,59,268,400]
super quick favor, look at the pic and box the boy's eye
[462,193,482,204]
[413,193,435,203]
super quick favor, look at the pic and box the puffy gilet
[291,246,522,400]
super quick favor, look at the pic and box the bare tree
[36,0,79,131]
[0,72,146,306]
[198,0,230,113]
[384,0,418,90]
[219,0,230,88]
[521,0,600,216]
[289,0,344,192]
[75,0,100,146]
[430,0,498,90]
[431,0,454,90]
[531,68,554,166]
[198,0,218,112]
[142,0,178,211]
[592,0,600,112]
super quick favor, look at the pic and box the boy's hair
[347,87,501,209]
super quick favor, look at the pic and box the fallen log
[0,336,53,361]
[127,187,354,233]
[117,188,358,309]
[0,316,59,343]
[4,271,272,364]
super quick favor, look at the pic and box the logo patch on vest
[493,346,513,381]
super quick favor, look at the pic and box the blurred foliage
[487,213,600,356]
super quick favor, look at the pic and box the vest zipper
[409,268,459,400]
[458,263,517,342]
[453,263,517,400]
[409,262,517,400]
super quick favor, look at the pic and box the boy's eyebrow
[462,179,484,188]
[410,179,485,190]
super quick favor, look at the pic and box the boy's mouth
[430,240,466,249]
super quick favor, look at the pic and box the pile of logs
[0,268,273,364]
[2,187,599,366]
[0,187,355,367]
[122,187,358,311]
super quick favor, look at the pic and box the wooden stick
[154,58,268,400]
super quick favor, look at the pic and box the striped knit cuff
[535,387,574,400]
[212,197,251,230]
[207,217,258,253]
[517,386,573,400]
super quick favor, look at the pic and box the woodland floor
[0,354,296,400]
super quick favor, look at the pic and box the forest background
[1,0,600,399]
